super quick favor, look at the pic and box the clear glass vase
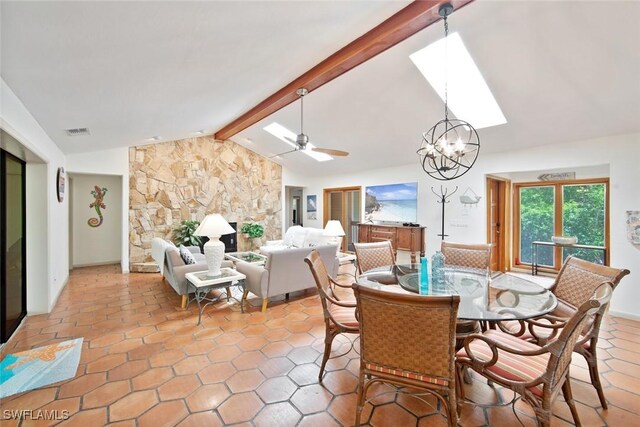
[431,250,445,287]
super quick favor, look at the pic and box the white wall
[67,147,130,272]
[1,78,69,313]
[290,133,640,318]
[71,174,123,266]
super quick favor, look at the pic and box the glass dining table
[358,264,557,323]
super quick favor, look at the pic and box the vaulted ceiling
[2,1,639,177]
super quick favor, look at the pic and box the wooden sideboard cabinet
[356,223,426,263]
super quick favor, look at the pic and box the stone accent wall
[129,137,282,267]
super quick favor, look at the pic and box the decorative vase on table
[431,251,445,288]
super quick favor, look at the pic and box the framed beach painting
[306,195,317,212]
[365,182,418,223]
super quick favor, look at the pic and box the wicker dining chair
[351,283,460,427]
[353,241,396,275]
[305,250,359,381]
[457,282,613,427]
[497,256,630,409]
[440,241,492,271]
[441,241,492,338]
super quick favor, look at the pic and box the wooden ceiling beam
[214,0,475,140]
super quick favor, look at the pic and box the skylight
[410,32,506,129]
[263,122,332,162]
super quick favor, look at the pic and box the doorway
[1,149,26,343]
[486,176,511,272]
[285,186,304,228]
[323,186,361,252]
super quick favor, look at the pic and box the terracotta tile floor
[2,263,640,426]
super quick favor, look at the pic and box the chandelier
[417,3,480,181]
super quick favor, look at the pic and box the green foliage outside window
[519,183,606,266]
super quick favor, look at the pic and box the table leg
[195,288,204,326]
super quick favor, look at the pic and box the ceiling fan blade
[312,147,349,157]
[269,149,297,159]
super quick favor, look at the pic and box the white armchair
[236,244,339,312]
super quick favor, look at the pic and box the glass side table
[225,251,267,266]
[185,268,246,325]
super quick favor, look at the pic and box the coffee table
[225,251,267,265]
[185,268,246,325]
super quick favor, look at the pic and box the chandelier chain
[443,14,449,121]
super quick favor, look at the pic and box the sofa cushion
[167,247,185,267]
[283,226,302,247]
[291,228,306,248]
[304,228,332,247]
[179,245,196,265]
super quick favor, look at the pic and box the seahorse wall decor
[88,186,108,227]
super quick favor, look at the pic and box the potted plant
[173,219,202,247]
[241,222,264,253]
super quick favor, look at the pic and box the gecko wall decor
[88,186,108,227]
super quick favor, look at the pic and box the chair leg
[226,286,231,302]
[355,371,366,426]
[242,289,249,300]
[181,295,188,309]
[585,350,608,409]
[447,391,458,427]
[562,376,581,427]
[261,298,269,312]
[319,330,336,381]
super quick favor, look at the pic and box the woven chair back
[548,282,612,388]
[441,241,491,270]
[305,250,336,315]
[553,256,629,309]
[353,241,396,274]
[353,284,460,381]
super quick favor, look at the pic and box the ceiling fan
[270,88,349,159]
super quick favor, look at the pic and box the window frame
[513,177,610,272]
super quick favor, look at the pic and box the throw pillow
[179,245,196,265]
[291,229,306,248]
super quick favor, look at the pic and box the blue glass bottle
[431,250,445,287]
[420,257,429,294]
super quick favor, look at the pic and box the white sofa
[260,226,333,254]
[236,244,339,312]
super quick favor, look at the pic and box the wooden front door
[486,177,511,272]
[488,179,500,271]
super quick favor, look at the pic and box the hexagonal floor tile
[256,376,298,403]
[254,402,302,427]
[158,375,201,401]
[217,392,264,424]
[108,390,158,422]
[291,384,334,414]
[185,383,231,412]
[226,369,266,393]
[198,361,236,384]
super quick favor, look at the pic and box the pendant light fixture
[417,3,480,181]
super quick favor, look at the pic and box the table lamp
[324,220,345,249]
[194,214,236,277]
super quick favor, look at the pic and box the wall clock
[56,167,65,202]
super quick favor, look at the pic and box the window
[514,179,608,270]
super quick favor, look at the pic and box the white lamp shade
[324,220,345,237]
[194,214,235,238]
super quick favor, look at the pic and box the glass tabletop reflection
[357,264,557,321]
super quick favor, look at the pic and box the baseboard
[72,260,121,268]
[608,309,640,321]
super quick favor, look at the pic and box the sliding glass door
[1,150,26,343]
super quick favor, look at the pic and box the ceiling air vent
[65,127,90,136]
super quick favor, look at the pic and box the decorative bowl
[552,236,578,245]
